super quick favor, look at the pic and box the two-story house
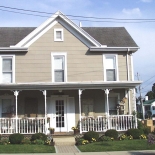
[0,11,141,134]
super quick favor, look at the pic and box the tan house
[0,11,141,134]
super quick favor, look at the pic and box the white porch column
[125,89,131,115]
[104,89,110,128]
[42,90,47,134]
[14,90,19,133]
[78,89,83,134]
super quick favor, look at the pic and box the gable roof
[83,27,138,47]
[0,27,138,48]
[143,99,155,105]
[0,11,139,52]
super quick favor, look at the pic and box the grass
[0,144,55,153]
[77,140,155,152]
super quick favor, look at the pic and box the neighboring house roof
[0,27,35,47]
[143,99,155,105]
[83,27,138,47]
[0,27,138,48]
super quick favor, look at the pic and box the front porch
[0,82,141,135]
[0,115,136,134]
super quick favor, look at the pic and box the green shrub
[143,126,151,135]
[31,133,47,142]
[98,136,111,141]
[0,138,10,145]
[126,128,143,139]
[35,139,45,145]
[137,120,151,135]
[21,137,31,144]
[105,129,118,140]
[9,133,24,144]
[84,131,99,141]
[138,120,143,130]
[76,138,85,145]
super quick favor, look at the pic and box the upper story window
[51,53,67,82]
[103,54,118,81]
[0,55,15,83]
[54,29,64,41]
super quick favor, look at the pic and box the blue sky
[0,0,155,97]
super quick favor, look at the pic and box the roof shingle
[0,27,138,47]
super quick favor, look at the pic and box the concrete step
[53,136,76,146]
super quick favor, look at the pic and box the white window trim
[0,55,15,83]
[51,52,67,82]
[103,54,119,81]
[54,28,64,41]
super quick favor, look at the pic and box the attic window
[54,29,64,41]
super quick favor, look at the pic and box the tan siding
[15,22,104,82]
[118,54,127,81]
[15,23,127,83]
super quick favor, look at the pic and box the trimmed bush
[105,129,118,140]
[84,131,99,141]
[126,128,143,139]
[31,133,47,142]
[9,133,24,144]
[98,135,111,141]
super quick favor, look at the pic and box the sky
[0,0,155,97]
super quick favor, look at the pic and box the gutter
[0,47,28,53]
[89,47,140,52]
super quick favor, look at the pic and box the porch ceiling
[0,81,142,90]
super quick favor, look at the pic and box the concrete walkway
[55,145,80,153]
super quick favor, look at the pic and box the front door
[47,96,75,133]
[52,98,67,132]
[55,99,65,131]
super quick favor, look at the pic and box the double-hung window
[103,54,118,81]
[0,55,15,83]
[51,53,67,82]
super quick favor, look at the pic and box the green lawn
[77,140,155,152]
[0,145,55,153]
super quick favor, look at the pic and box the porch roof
[0,81,142,90]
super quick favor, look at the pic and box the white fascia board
[14,12,60,47]
[90,47,140,52]
[58,13,101,47]
[0,81,142,90]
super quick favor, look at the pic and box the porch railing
[0,117,45,134]
[81,115,136,132]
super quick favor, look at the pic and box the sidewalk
[0,150,155,155]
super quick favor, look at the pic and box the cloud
[122,8,141,16]
[141,0,152,2]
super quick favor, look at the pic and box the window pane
[55,70,64,82]
[105,57,114,69]
[56,31,61,39]
[106,69,115,81]
[54,57,63,69]
[3,59,12,71]
[2,73,12,83]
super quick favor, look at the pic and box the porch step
[53,136,76,146]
